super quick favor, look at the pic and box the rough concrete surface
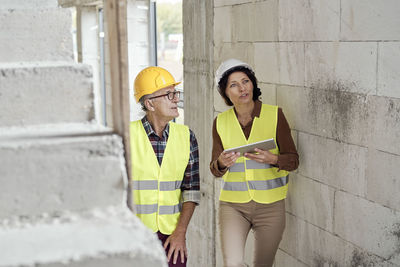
[0,9,73,62]
[0,63,95,127]
[286,173,335,231]
[0,134,127,219]
[297,132,367,196]
[341,0,400,41]
[334,191,400,264]
[279,0,340,41]
[0,207,167,267]
[205,0,400,266]
[0,0,58,9]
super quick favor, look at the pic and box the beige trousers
[219,200,286,267]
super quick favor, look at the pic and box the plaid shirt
[141,116,200,204]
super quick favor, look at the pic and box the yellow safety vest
[216,104,289,204]
[130,120,190,234]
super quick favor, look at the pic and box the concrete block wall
[0,1,166,266]
[210,0,400,266]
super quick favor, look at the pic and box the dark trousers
[157,231,187,267]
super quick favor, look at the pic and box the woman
[210,59,299,267]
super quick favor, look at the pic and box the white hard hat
[215,58,252,87]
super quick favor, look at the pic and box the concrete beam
[0,0,58,9]
[0,134,127,219]
[0,63,95,127]
[0,207,167,267]
[0,9,73,62]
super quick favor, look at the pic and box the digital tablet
[224,138,276,155]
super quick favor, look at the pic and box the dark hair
[217,66,261,106]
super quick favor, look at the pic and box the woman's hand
[217,151,241,169]
[244,148,278,165]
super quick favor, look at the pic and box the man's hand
[244,148,278,165]
[164,228,187,264]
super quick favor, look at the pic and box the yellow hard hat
[134,66,181,102]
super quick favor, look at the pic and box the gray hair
[139,95,149,111]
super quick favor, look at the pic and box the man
[130,66,200,267]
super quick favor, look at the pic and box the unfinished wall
[0,1,166,266]
[213,0,400,266]
[184,0,400,266]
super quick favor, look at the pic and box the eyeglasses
[148,91,181,101]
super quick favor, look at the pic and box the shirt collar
[141,116,170,138]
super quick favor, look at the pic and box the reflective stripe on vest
[133,180,182,191]
[217,104,290,204]
[223,176,288,191]
[229,160,273,172]
[136,203,182,215]
[130,120,190,234]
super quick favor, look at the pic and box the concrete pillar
[182,1,216,266]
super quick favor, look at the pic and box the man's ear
[144,99,155,111]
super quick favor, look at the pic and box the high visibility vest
[216,104,289,204]
[130,120,190,234]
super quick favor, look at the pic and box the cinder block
[0,9,73,62]
[214,6,232,44]
[366,150,400,213]
[259,83,276,105]
[297,132,367,196]
[275,249,308,267]
[0,207,167,267]
[280,213,349,266]
[254,42,304,86]
[0,135,127,219]
[0,63,94,127]
[279,0,340,41]
[281,214,398,266]
[232,1,278,42]
[334,191,400,264]
[343,247,399,267]
[378,42,400,98]
[305,42,377,94]
[214,42,254,67]
[231,3,254,42]
[286,173,335,231]
[341,0,400,41]
[369,95,400,156]
[277,86,369,146]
